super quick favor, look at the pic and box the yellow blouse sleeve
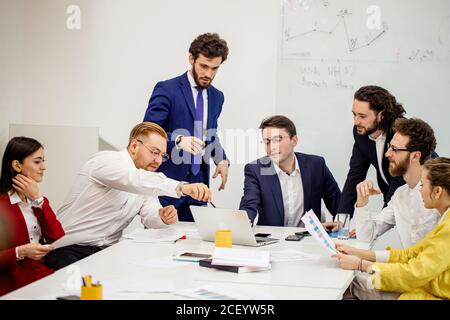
[371,223,450,292]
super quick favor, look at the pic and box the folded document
[122,227,185,243]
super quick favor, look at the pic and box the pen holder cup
[81,284,103,300]
[215,230,232,248]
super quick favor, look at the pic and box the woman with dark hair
[334,157,450,300]
[0,137,64,296]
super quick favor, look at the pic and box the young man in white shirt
[46,122,211,269]
[355,117,439,248]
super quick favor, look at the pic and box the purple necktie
[191,87,204,176]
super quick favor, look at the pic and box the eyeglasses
[387,143,410,153]
[262,135,290,146]
[136,139,169,163]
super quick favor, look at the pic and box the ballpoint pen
[209,201,216,208]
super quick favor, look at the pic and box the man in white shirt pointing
[46,122,211,269]
[355,117,439,248]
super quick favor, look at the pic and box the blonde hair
[128,122,167,146]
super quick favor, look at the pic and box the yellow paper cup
[81,284,103,300]
[215,230,232,248]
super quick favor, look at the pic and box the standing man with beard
[144,33,229,221]
[354,118,439,248]
[338,86,406,215]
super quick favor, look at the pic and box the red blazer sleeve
[32,197,65,243]
[0,247,18,271]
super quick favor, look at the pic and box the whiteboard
[277,0,450,192]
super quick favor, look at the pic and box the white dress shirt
[368,133,388,184]
[355,182,440,248]
[9,191,44,259]
[56,149,182,248]
[273,158,305,227]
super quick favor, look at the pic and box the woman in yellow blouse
[334,157,450,300]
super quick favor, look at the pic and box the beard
[356,121,379,136]
[388,157,410,177]
[192,65,212,89]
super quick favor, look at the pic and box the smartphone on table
[285,234,304,241]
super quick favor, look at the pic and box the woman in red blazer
[0,137,64,296]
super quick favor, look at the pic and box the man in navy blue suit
[338,86,407,215]
[239,115,341,227]
[144,33,229,221]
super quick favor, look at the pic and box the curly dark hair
[189,33,228,62]
[354,85,406,133]
[393,118,437,165]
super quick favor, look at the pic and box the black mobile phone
[285,234,304,241]
[254,233,271,238]
[294,231,310,236]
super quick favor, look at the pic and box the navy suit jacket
[239,152,341,226]
[143,72,227,185]
[338,126,405,215]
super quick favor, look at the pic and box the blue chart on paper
[327,231,356,239]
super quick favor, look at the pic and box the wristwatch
[176,182,189,197]
[31,196,44,207]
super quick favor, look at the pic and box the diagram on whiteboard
[281,0,450,63]
[281,1,394,62]
[285,8,388,54]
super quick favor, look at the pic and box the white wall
[9,124,99,210]
[0,0,24,152]
[0,0,279,208]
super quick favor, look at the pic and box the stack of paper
[122,227,185,243]
[212,247,271,269]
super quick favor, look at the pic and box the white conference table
[1,222,369,300]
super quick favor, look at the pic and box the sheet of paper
[174,283,274,300]
[122,227,185,243]
[105,279,175,295]
[183,228,201,239]
[212,247,271,268]
[51,233,89,249]
[271,249,320,262]
[301,210,337,254]
[131,257,186,269]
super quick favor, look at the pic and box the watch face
[31,197,44,207]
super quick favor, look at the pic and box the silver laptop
[190,206,279,247]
